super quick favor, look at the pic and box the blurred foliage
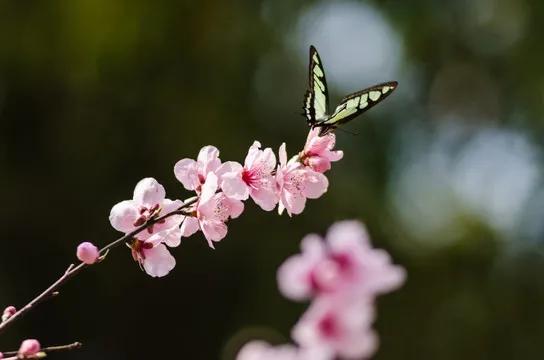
[0,0,543,359]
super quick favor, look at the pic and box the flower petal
[197,145,221,175]
[174,158,199,190]
[278,143,287,167]
[133,178,166,206]
[236,341,301,360]
[250,186,278,211]
[180,216,200,237]
[243,141,262,169]
[109,200,139,232]
[161,198,183,214]
[277,256,314,301]
[326,220,370,250]
[327,149,343,162]
[201,219,228,247]
[142,244,176,278]
[305,128,331,154]
[307,157,331,173]
[303,171,328,199]
[161,227,182,247]
[158,198,184,230]
[227,197,245,219]
[278,201,285,215]
[257,147,277,172]
[277,234,325,301]
[200,172,219,204]
[220,172,249,200]
[283,191,306,215]
[215,161,244,178]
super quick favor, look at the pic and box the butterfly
[303,45,398,136]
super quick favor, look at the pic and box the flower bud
[18,339,41,357]
[76,242,100,264]
[2,306,16,322]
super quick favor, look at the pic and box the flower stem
[0,199,196,336]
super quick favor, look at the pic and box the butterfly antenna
[336,127,359,136]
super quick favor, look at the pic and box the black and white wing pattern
[303,46,329,126]
[315,81,397,135]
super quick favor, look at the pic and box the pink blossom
[180,172,244,248]
[109,178,182,277]
[236,341,331,360]
[216,141,278,211]
[18,339,41,357]
[300,128,343,173]
[2,306,16,322]
[109,178,183,241]
[174,145,221,192]
[292,297,377,359]
[276,143,328,216]
[129,236,176,278]
[76,242,99,265]
[277,221,406,301]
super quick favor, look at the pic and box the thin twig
[0,199,196,335]
[2,341,83,357]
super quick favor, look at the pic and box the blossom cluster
[107,128,343,277]
[237,221,406,360]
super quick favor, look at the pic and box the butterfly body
[303,46,398,136]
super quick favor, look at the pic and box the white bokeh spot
[294,1,402,93]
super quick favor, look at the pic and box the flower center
[242,169,259,188]
[130,239,154,262]
[318,312,340,339]
[133,204,164,233]
[331,253,352,272]
[242,169,252,184]
[213,195,231,222]
[285,171,305,193]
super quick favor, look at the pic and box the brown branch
[0,198,197,335]
[2,341,82,358]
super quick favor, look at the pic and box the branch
[0,198,197,335]
[2,341,82,358]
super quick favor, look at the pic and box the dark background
[1,0,544,359]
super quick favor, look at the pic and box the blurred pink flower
[180,173,244,248]
[277,221,406,301]
[18,339,41,357]
[236,341,299,360]
[300,128,343,173]
[174,145,221,193]
[109,177,183,242]
[236,340,331,360]
[292,297,377,360]
[76,242,99,265]
[216,141,278,211]
[276,143,328,216]
[2,306,16,322]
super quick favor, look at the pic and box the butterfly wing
[303,46,329,126]
[316,81,397,134]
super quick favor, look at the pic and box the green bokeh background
[1,0,543,359]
